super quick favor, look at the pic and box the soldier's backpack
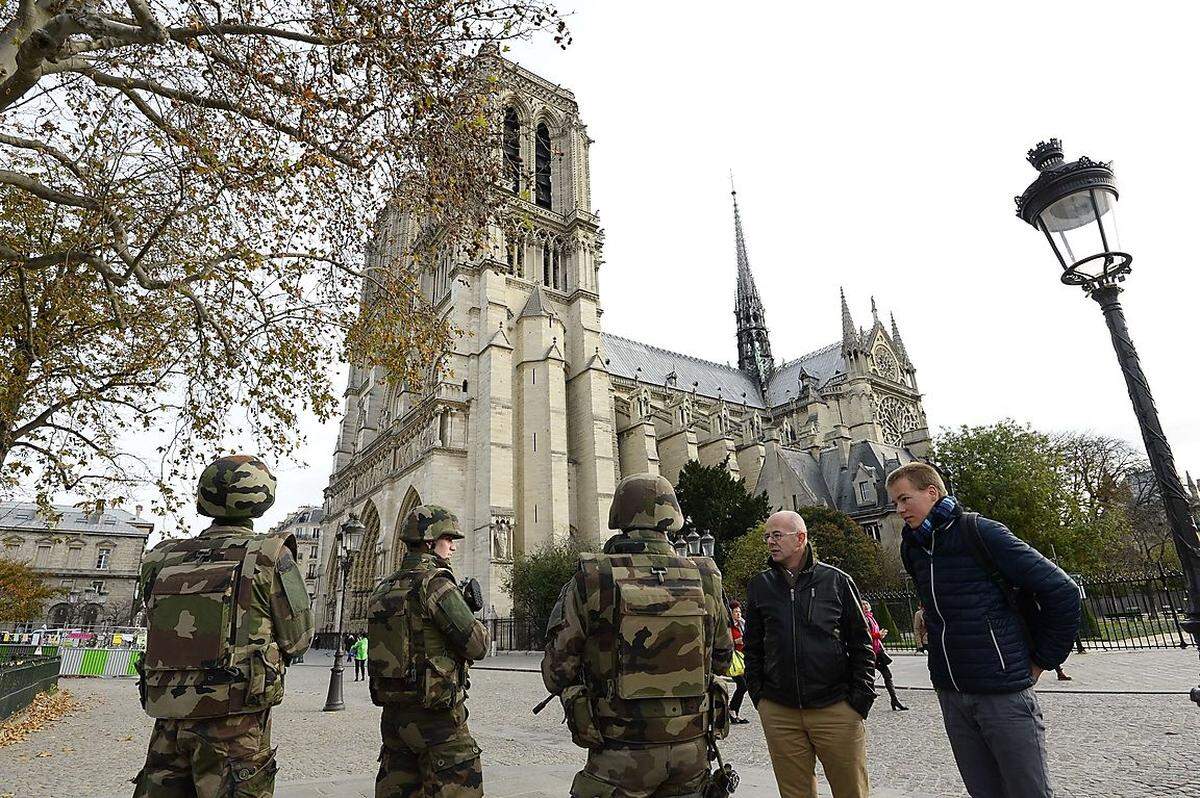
[139,530,292,719]
[579,550,718,744]
[367,564,464,710]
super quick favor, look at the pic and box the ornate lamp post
[1015,138,1200,706]
[672,533,689,558]
[322,514,365,712]
[699,530,716,558]
[685,530,701,557]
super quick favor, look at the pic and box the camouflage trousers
[132,710,276,798]
[571,738,710,798]
[377,702,483,798]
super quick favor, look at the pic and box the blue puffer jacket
[901,505,1081,694]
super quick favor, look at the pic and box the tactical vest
[367,555,465,710]
[138,527,294,720]
[579,549,719,745]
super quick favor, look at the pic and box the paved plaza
[1,649,1198,798]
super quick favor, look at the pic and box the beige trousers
[757,698,869,798]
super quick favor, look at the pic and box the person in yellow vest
[352,634,369,681]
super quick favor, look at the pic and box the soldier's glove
[460,577,484,613]
[703,764,740,798]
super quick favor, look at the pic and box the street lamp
[685,530,701,557]
[699,530,716,558]
[1016,138,1200,706]
[322,513,365,712]
[672,533,689,558]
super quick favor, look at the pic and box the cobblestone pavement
[1,649,1198,798]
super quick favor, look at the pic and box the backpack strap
[234,536,267,654]
[899,539,915,580]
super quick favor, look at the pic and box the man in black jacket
[744,510,875,798]
[888,462,1081,798]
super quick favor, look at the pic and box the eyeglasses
[762,531,800,544]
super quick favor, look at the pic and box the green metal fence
[0,656,61,720]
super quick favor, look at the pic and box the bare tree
[0,0,568,511]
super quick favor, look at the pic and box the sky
[139,2,1200,537]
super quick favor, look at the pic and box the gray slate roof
[765,343,846,406]
[602,333,845,412]
[602,333,765,407]
[772,441,916,516]
[0,501,151,538]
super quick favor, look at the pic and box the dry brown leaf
[0,689,81,748]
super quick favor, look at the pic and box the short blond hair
[886,462,947,498]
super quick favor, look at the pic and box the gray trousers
[936,688,1053,798]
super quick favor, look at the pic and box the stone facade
[0,501,152,627]
[268,505,324,603]
[315,56,932,631]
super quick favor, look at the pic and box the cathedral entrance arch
[390,487,422,573]
[346,499,381,632]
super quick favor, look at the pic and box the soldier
[542,473,736,798]
[367,505,489,798]
[133,454,312,798]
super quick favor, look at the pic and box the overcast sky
[161,2,1200,536]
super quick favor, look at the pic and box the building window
[535,123,552,209]
[61,579,74,589]
[863,524,882,543]
[503,106,521,194]
[858,482,872,503]
[36,544,51,567]
[791,495,798,511]
[96,547,111,570]
[311,545,318,560]
[533,432,537,452]
[67,545,82,568]
[92,580,106,594]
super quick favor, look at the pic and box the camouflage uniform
[367,505,489,798]
[133,455,312,798]
[542,474,735,798]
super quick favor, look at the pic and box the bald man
[743,511,876,798]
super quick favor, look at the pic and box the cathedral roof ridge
[774,339,841,369]
[601,331,745,374]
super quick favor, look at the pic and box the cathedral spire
[731,180,774,389]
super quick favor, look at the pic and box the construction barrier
[58,648,141,677]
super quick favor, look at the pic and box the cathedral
[315,56,932,630]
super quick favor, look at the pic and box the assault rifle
[459,577,484,613]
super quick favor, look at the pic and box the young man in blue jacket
[887,463,1081,798]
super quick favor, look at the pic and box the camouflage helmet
[401,505,464,543]
[608,472,684,533]
[196,455,277,520]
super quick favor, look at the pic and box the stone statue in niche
[492,521,512,561]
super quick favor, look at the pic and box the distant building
[268,505,324,603]
[0,501,152,626]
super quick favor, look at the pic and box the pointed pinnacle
[871,296,880,325]
[841,288,857,346]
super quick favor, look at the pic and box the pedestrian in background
[913,605,928,654]
[861,600,908,712]
[353,634,369,681]
[744,510,875,798]
[888,462,1081,798]
[728,600,750,724]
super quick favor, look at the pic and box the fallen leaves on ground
[0,689,81,747]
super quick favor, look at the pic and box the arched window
[503,107,521,194]
[535,123,552,209]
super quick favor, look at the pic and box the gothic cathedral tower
[319,56,616,624]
